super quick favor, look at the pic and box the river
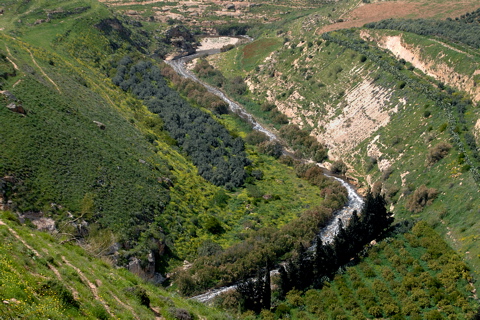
[165,46,364,303]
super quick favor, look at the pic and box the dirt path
[151,306,166,320]
[4,46,19,71]
[61,256,115,317]
[24,47,61,93]
[431,38,474,58]
[0,219,79,299]
[317,1,480,34]
[111,292,141,320]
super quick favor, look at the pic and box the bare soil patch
[197,36,240,51]
[318,1,480,34]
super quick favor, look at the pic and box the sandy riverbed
[197,36,240,51]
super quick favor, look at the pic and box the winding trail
[24,47,62,93]
[0,219,79,300]
[61,256,114,317]
[166,46,364,303]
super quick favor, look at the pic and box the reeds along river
[165,48,364,302]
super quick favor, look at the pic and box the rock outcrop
[128,251,166,284]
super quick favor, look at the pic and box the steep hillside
[0,211,233,319]
[2,0,480,318]
[0,0,336,291]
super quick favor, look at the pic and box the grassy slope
[0,211,233,319]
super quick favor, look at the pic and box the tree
[237,264,271,313]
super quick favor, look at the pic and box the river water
[165,48,364,303]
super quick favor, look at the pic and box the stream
[165,47,364,303]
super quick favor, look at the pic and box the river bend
[165,49,364,303]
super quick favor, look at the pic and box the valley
[1,0,480,318]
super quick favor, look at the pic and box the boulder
[93,120,106,130]
[31,217,56,232]
[127,252,166,284]
[6,103,26,114]
[1,91,18,101]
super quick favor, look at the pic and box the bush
[37,280,79,309]
[405,185,438,213]
[169,307,193,320]
[261,102,275,112]
[204,216,224,235]
[427,142,452,165]
[331,160,347,175]
[124,286,150,307]
[245,131,269,145]
[257,140,283,159]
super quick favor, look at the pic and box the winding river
[165,46,364,303]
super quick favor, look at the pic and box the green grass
[0,0,330,275]
[0,212,234,319]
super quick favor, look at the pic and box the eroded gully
[165,50,364,303]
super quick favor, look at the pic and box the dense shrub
[169,307,193,320]
[405,185,439,213]
[427,142,452,165]
[114,58,249,188]
[124,286,150,307]
[37,280,79,309]
[366,11,480,49]
[331,160,347,175]
[279,124,328,162]
[245,131,269,145]
[257,140,283,158]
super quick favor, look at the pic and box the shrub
[91,303,109,320]
[204,216,224,235]
[425,310,444,320]
[245,131,269,145]
[427,142,452,165]
[220,44,235,52]
[169,307,193,320]
[261,103,275,112]
[37,280,79,309]
[257,140,283,158]
[406,185,439,213]
[368,306,383,317]
[124,286,150,307]
[331,160,347,175]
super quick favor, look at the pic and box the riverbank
[165,41,365,303]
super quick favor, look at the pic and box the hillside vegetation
[1,0,480,318]
[0,0,351,302]
[0,211,233,319]
[204,3,480,284]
